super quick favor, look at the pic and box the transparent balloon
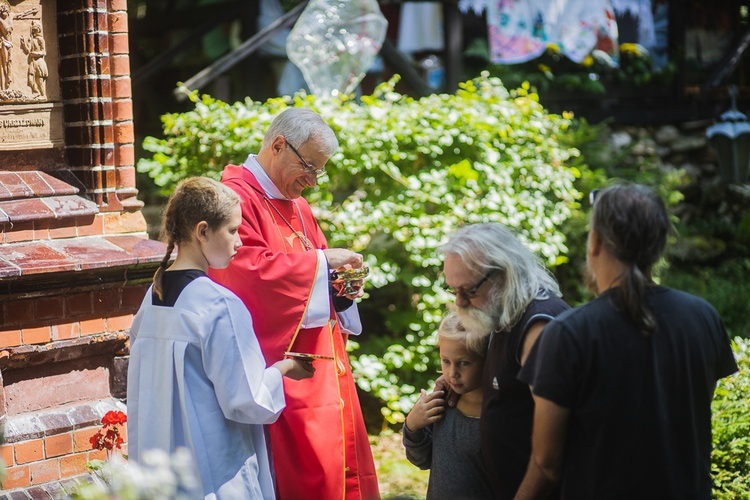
[286,0,388,97]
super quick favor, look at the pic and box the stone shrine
[0,0,164,495]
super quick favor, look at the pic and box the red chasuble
[209,165,380,500]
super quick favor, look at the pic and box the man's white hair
[261,108,338,157]
[440,223,562,332]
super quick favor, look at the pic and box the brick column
[109,0,141,211]
[58,1,113,208]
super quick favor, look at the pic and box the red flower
[89,410,127,453]
[101,410,127,426]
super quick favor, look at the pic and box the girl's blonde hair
[153,177,240,300]
[437,312,488,357]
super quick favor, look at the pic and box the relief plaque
[0,0,62,151]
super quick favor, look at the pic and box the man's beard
[456,301,498,337]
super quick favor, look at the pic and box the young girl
[127,177,314,499]
[403,312,493,499]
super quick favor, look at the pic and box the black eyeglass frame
[443,271,494,300]
[283,136,326,177]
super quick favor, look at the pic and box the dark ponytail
[152,242,175,301]
[591,184,671,336]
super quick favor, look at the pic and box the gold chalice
[330,265,370,296]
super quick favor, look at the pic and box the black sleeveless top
[152,269,206,307]
[480,293,569,499]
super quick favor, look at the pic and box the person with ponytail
[515,183,738,499]
[127,177,315,499]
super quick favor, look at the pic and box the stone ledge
[0,171,98,227]
[0,332,129,371]
[1,398,125,444]
[0,234,166,279]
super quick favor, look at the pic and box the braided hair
[152,177,240,300]
[591,183,672,336]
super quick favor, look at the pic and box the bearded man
[439,223,570,499]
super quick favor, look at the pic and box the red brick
[114,121,134,144]
[122,285,148,308]
[110,32,129,54]
[44,433,73,458]
[60,452,89,478]
[88,448,107,462]
[109,12,128,34]
[35,296,65,320]
[76,214,105,236]
[112,77,132,100]
[4,222,35,243]
[1,443,14,466]
[110,0,128,11]
[5,299,34,325]
[73,428,97,453]
[116,166,136,189]
[115,145,135,169]
[104,211,146,234]
[53,322,81,340]
[80,318,106,335]
[106,314,132,332]
[0,329,22,348]
[29,458,60,484]
[1,464,30,489]
[48,221,79,239]
[67,293,92,315]
[113,98,133,122]
[111,55,130,78]
[94,287,121,311]
[22,326,52,345]
[14,439,43,464]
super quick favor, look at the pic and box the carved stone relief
[0,0,61,151]
[0,0,56,103]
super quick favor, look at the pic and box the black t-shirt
[152,269,206,307]
[519,286,738,499]
[481,292,570,499]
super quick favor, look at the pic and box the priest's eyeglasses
[283,136,326,177]
[443,271,493,300]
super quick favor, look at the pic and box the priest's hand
[273,358,315,380]
[323,248,363,270]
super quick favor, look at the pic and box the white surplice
[127,276,286,499]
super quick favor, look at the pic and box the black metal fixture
[706,85,750,184]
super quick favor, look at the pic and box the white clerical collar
[243,154,287,200]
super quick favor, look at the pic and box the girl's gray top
[403,407,494,499]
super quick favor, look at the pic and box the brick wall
[0,0,166,495]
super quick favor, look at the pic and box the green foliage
[663,260,750,339]
[712,337,750,498]
[138,73,581,425]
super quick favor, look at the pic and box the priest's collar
[243,154,287,200]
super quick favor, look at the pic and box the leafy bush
[712,337,750,498]
[138,73,581,425]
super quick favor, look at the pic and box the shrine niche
[0,0,62,152]
[0,0,165,495]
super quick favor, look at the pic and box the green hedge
[712,337,750,498]
[138,73,581,425]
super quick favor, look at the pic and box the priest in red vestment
[209,108,380,500]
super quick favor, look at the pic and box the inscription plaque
[0,101,62,149]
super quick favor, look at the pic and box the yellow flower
[538,64,551,74]
[546,43,561,54]
[620,43,641,57]
[582,55,594,67]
